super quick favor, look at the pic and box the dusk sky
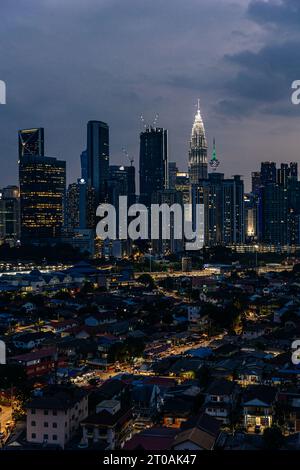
[0,0,299,191]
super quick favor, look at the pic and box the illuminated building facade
[19,155,66,243]
[0,185,20,245]
[188,101,208,185]
[192,174,244,246]
[175,172,190,205]
[258,162,300,245]
[66,179,96,230]
[108,165,136,207]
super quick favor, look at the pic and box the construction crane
[153,113,159,127]
[140,114,147,129]
[122,147,134,166]
[140,113,159,129]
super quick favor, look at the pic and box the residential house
[204,378,237,424]
[26,385,89,449]
[80,399,133,449]
[242,385,277,432]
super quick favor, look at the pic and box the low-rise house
[242,385,277,432]
[237,367,264,387]
[49,319,79,335]
[12,331,53,350]
[277,390,300,433]
[131,383,161,431]
[168,358,203,379]
[204,379,237,424]
[162,397,194,428]
[26,385,89,449]
[242,323,272,341]
[84,313,117,327]
[80,399,133,449]
[124,427,177,450]
[10,348,64,377]
[171,413,222,450]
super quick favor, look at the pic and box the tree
[0,364,26,389]
[137,273,156,290]
[263,426,284,450]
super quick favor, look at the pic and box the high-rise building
[188,101,208,185]
[18,128,44,159]
[168,162,178,189]
[251,171,261,194]
[152,189,184,255]
[260,162,277,186]
[66,179,96,230]
[175,172,190,205]
[223,175,244,245]
[80,150,88,182]
[108,165,136,207]
[19,155,66,243]
[244,193,258,242]
[258,162,300,245]
[192,174,244,246]
[0,186,20,245]
[192,173,224,246]
[87,120,109,204]
[139,126,168,207]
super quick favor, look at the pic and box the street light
[254,245,259,270]
[149,246,153,273]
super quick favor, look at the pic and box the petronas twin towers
[188,100,208,184]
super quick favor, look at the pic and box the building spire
[188,98,208,183]
[209,137,220,171]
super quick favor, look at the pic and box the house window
[53,435,57,441]
[31,421,36,426]
[43,434,48,440]
[31,433,36,439]
[53,423,57,428]
[44,410,49,415]
[53,410,57,416]
[44,422,49,427]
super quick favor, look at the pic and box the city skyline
[1,0,300,191]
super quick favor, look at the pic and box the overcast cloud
[0,0,299,191]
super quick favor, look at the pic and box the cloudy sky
[0,0,299,191]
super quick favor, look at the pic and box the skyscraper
[152,189,184,255]
[19,155,66,243]
[108,165,136,207]
[259,162,300,245]
[188,101,208,185]
[223,175,244,245]
[139,126,168,207]
[191,174,244,246]
[175,172,190,205]
[168,162,178,189]
[0,186,20,245]
[18,128,44,159]
[80,149,88,182]
[87,120,109,204]
[251,171,261,194]
[66,179,96,230]
[260,162,277,186]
